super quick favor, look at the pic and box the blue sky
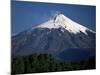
[11,1,96,34]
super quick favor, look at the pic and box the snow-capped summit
[33,14,94,34]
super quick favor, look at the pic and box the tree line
[11,53,95,74]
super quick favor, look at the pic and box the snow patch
[61,29,64,32]
[46,31,51,35]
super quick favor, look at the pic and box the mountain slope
[12,14,95,61]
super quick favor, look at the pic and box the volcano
[12,14,95,62]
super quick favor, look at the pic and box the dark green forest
[11,54,95,74]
